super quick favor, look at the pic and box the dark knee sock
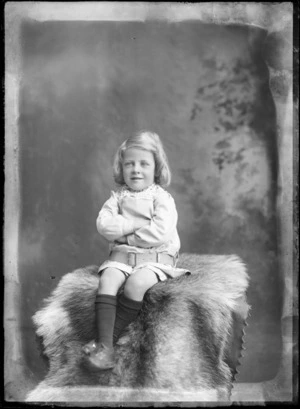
[95,294,117,348]
[113,294,143,343]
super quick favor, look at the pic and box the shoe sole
[88,362,114,371]
[84,356,115,371]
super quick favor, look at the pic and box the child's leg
[95,267,126,347]
[83,267,125,369]
[113,268,158,343]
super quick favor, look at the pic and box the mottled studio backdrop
[19,21,282,386]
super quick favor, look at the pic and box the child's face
[122,148,155,191]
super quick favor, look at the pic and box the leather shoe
[82,340,97,355]
[86,343,115,370]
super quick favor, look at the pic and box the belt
[108,251,175,268]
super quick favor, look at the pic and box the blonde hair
[113,131,171,187]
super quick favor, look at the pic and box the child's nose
[132,163,141,172]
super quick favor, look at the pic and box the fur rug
[26,253,250,403]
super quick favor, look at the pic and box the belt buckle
[128,252,136,267]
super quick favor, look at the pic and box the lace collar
[118,184,160,199]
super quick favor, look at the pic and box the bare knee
[124,269,158,301]
[98,268,125,295]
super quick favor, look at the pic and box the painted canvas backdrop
[18,21,281,386]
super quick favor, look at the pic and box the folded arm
[97,192,148,241]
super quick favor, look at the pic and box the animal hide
[26,253,250,403]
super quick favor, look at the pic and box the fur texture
[26,253,249,403]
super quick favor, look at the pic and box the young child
[83,130,188,370]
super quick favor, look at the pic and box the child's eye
[141,161,149,166]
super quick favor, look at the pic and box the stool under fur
[26,253,250,403]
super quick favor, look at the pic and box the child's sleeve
[127,191,178,248]
[96,191,135,241]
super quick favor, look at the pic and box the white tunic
[97,184,188,280]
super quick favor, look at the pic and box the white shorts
[98,260,189,282]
